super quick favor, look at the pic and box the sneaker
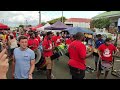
[51,73,56,79]
[101,71,104,75]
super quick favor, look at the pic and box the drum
[35,56,46,70]
[56,43,68,56]
[34,49,41,64]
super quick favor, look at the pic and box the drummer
[42,31,54,79]
[53,32,62,47]
[93,34,104,71]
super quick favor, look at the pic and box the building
[92,11,120,33]
[92,11,120,27]
[64,18,91,28]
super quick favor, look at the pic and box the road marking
[116,60,120,61]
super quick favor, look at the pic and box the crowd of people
[0,28,120,79]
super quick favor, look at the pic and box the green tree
[19,25,24,28]
[41,22,46,25]
[47,17,67,24]
[90,18,111,29]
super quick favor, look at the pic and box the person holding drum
[97,38,117,79]
[68,32,94,79]
[93,34,104,71]
[42,31,54,79]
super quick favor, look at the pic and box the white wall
[65,22,90,28]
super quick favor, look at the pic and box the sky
[0,11,105,27]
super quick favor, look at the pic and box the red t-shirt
[42,38,53,57]
[54,36,61,46]
[65,38,72,45]
[24,34,29,38]
[13,32,16,38]
[36,36,41,43]
[28,38,39,50]
[98,44,116,62]
[68,40,86,70]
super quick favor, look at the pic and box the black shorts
[69,65,85,79]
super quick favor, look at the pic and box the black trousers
[118,26,120,32]
[69,66,85,79]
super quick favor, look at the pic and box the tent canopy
[44,21,71,30]
[0,23,10,30]
[65,27,94,34]
[37,23,50,31]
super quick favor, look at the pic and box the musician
[68,32,94,79]
[42,31,54,79]
[97,38,117,79]
[93,34,104,71]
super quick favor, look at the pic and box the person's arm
[28,51,35,79]
[28,59,35,79]
[78,44,86,60]
[86,48,94,58]
[12,55,15,79]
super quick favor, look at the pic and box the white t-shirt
[118,18,120,26]
[9,38,18,49]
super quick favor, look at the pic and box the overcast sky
[0,11,105,27]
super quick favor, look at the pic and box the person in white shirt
[8,35,18,60]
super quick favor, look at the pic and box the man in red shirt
[68,32,94,79]
[97,38,117,79]
[34,31,41,44]
[28,32,41,64]
[65,35,73,47]
[42,31,54,79]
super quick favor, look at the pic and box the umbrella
[65,27,94,34]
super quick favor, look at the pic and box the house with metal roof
[64,18,91,28]
[92,11,120,27]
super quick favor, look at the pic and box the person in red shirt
[12,31,16,39]
[53,32,62,47]
[65,35,73,47]
[97,38,117,79]
[28,32,41,64]
[42,31,54,79]
[68,32,94,79]
[28,32,39,51]
[24,30,30,39]
[34,31,41,44]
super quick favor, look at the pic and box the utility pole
[26,20,28,27]
[62,11,63,23]
[39,11,41,24]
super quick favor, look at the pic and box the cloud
[0,11,105,27]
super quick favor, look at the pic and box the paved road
[7,55,120,79]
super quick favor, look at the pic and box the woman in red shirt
[97,38,117,79]
[68,32,94,79]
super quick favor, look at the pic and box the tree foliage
[47,17,67,24]
[90,18,111,29]
[19,25,24,28]
[41,22,46,25]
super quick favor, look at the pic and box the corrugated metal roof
[92,11,120,19]
[65,18,91,23]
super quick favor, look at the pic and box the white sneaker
[51,73,56,79]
